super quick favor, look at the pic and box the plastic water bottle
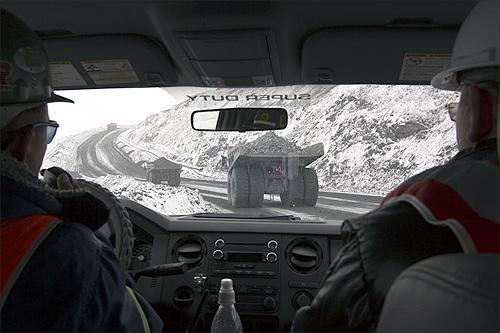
[210,278,243,333]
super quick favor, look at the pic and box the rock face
[236,132,301,155]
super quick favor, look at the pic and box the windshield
[42,85,458,224]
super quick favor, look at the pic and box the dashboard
[122,199,343,332]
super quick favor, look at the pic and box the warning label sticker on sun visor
[399,53,451,82]
[49,61,87,88]
[80,59,140,85]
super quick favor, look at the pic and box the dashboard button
[214,239,225,248]
[263,296,277,310]
[264,288,274,295]
[208,295,219,310]
[212,250,224,260]
[289,281,319,289]
[293,292,313,309]
[266,252,278,263]
[267,240,278,250]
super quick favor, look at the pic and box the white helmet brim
[431,60,499,91]
[0,92,74,129]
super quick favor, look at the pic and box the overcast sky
[48,88,177,138]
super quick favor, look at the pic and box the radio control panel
[210,236,280,277]
[208,234,282,313]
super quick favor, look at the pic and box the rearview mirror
[191,108,288,132]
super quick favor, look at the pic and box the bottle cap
[218,278,236,305]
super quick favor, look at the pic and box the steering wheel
[41,167,134,269]
[75,179,135,269]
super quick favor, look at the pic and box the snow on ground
[95,131,121,174]
[43,127,104,174]
[92,175,221,215]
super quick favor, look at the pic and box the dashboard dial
[132,244,152,264]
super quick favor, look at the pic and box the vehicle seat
[376,253,499,333]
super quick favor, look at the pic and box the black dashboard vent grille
[172,236,206,270]
[286,238,322,274]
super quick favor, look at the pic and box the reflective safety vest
[381,160,499,253]
[0,215,61,311]
[0,215,151,333]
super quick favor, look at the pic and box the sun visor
[43,34,178,89]
[301,28,458,85]
[177,30,281,87]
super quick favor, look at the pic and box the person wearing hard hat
[0,9,163,332]
[292,1,498,332]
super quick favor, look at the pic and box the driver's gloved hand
[41,167,108,230]
[56,173,80,190]
[41,166,80,190]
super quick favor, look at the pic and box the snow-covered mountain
[121,85,458,195]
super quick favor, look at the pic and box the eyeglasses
[38,121,59,143]
[446,102,459,122]
[1,120,59,149]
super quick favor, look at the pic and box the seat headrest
[377,253,499,333]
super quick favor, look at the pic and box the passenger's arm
[291,220,375,332]
[292,202,463,332]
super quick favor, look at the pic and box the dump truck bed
[228,143,324,170]
[144,157,182,170]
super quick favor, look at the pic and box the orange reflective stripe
[0,215,60,307]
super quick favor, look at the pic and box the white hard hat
[431,0,499,90]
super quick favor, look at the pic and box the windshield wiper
[189,213,301,221]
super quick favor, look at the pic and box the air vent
[286,238,322,274]
[172,236,206,270]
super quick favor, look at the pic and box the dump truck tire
[151,171,161,184]
[280,171,305,206]
[248,167,265,208]
[227,174,233,206]
[303,168,319,206]
[230,167,251,208]
[168,171,181,186]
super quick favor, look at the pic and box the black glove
[41,166,79,190]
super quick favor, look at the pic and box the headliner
[2,1,478,88]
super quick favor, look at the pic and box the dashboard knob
[266,252,278,263]
[212,249,224,260]
[263,296,277,310]
[215,239,225,248]
[267,240,278,250]
[294,292,313,309]
[208,295,219,310]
